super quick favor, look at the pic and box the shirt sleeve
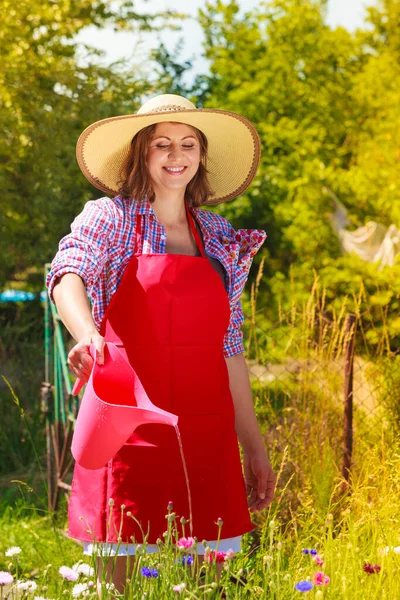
[46,199,114,301]
[223,299,245,358]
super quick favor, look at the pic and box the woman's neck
[151,190,187,228]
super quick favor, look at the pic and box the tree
[194,0,400,336]
[0,0,181,290]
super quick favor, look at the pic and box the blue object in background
[0,290,46,302]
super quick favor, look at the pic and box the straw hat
[76,93,261,205]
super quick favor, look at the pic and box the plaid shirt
[47,196,266,357]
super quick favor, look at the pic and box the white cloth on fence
[327,192,400,268]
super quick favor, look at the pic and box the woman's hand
[67,332,105,382]
[243,449,276,512]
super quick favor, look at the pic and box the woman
[47,93,275,588]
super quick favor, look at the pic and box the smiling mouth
[163,166,187,175]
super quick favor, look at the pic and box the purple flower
[0,572,14,586]
[141,567,159,578]
[295,580,314,592]
[58,566,79,582]
[302,549,309,555]
[310,549,317,556]
[175,556,193,566]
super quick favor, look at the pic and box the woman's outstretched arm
[53,273,105,381]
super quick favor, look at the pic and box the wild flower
[177,537,195,550]
[363,563,381,575]
[382,546,400,555]
[313,571,330,586]
[175,556,193,566]
[173,583,186,593]
[205,550,230,564]
[302,548,317,556]
[5,547,22,557]
[72,563,94,577]
[0,572,13,585]
[58,566,79,582]
[295,580,314,592]
[71,583,89,597]
[141,567,159,578]
[17,580,38,592]
[314,555,324,566]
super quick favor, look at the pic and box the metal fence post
[342,313,356,491]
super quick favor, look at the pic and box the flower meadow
[2,436,400,599]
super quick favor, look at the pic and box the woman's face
[146,122,201,194]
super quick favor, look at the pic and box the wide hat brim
[76,108,261,205]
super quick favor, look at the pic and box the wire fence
[242,294,399,506]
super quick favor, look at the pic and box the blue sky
[77,0,375,81]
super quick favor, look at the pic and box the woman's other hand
[244,449,276,512]
[67,332,105,382]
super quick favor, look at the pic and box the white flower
[6,547,22,557]
[394,546,400,554]
[103,583,115,591]
[72,563,94,577]
[72,583,88,597]
[17,580,38,592]
[58,566,79,582]
[173,583,186,593]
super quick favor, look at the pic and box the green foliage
[190,0,400,336]
[0,0,183,291]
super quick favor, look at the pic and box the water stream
[174,424,193,538]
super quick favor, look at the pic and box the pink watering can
[71,342,178,470]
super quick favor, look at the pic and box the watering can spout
[136,407,178,429]
[71,342,179,470]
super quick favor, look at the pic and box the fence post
[342,313,356,492]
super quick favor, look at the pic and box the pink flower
[173,583,186,593]
[313,571,330,586]
[205,550,228,564]
[58,566,79,582]
[0,572,14,586]
[177,537,195,550]
[315,555,324,566]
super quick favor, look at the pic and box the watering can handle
[72,343,97,396]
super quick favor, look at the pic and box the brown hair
[117,123,213,207]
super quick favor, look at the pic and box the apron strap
[187,206,206,258]
[135,214,143,255]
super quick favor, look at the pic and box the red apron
[68,205,254,544]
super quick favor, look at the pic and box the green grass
[1,282,399,598]
[1,433,400,599]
